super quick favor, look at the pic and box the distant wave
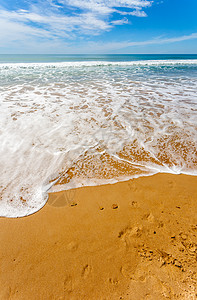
[1,59,197,68]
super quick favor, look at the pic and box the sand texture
[0,173,197,299]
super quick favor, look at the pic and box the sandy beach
[0,173,197,299]
[0,0,197,296]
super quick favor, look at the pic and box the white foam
[0,59,197,69]
[0,60,197,217]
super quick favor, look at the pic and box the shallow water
[0,56,197,217]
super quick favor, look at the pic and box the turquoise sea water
[0,55,197,217]
[0,54,197,63]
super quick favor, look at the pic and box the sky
[0,0,197,54]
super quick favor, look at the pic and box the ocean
[0,54,197,217]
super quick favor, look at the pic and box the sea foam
[0,59,197,217]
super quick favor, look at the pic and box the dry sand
[0,173,197,299]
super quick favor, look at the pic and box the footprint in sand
[130,200,139,208]
[64,276,73,294]
[99,206,104,210]
[112,204,119,209]
[108,278,119,285]
[167,180,175,189]
[119,226,143,239]
[81,264,91,279]
[70,202,78,207]
[119,226,143,249]
[143,212,155,223]
[142,213,164,229]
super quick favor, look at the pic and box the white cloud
[0,0,152,46]
[111,17,129,25]
[84,33,197,52]
[59,0,152,11]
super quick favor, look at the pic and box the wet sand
[0,173,197,299]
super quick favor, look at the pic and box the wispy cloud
[58,0,152,14]
[84,33,197,52]
[0,0,152,46]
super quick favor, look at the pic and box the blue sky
[0,0,197,53]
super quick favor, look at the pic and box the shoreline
[0,173,197,299]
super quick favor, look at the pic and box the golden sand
[0,173,197,299]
